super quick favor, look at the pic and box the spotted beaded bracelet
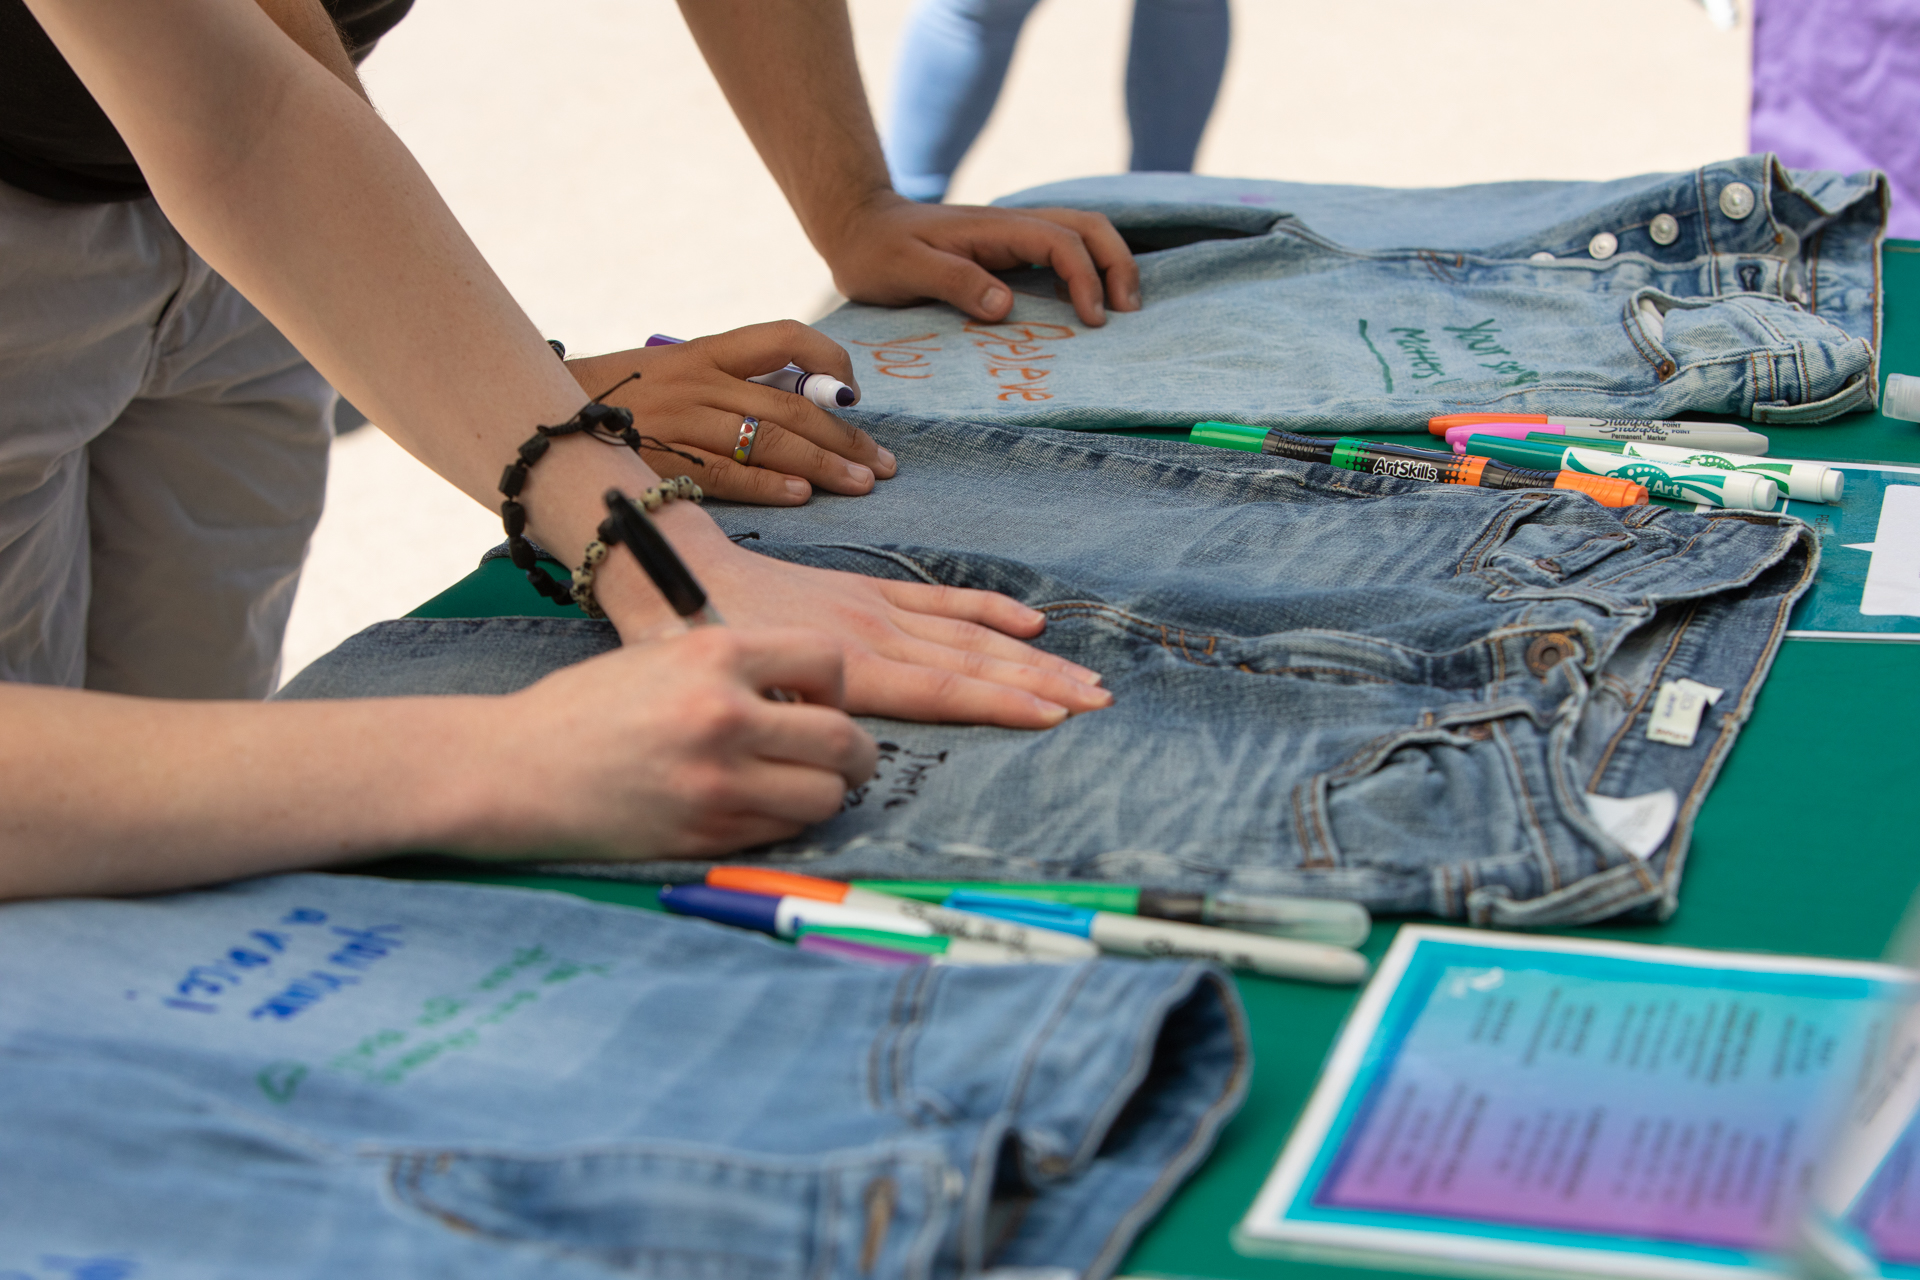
[568,477,705,618]
[497,371,703,612]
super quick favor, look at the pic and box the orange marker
[703,867,1100,959]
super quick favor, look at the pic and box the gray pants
[0,181,333,696]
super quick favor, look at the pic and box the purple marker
[796,934,929,967]
[647,334,857,409]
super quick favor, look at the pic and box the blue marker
[660,884,935,939]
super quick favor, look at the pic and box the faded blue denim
[0,873,1246,1279]
[281,416,1817,928]
[817,156,1885,431]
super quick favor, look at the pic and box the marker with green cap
[1458,434,1779,510]
[850,880,1372,947]
[1189,422,1648,508]
[1515,434,1843,504]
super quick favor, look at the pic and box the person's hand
[598,514,1115,731]
[815,191,1142,329]
[475,627,879,861]
[563,321,894,506]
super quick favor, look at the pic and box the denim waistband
[817,156,1885,432]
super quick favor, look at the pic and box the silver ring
[732,416,760,465]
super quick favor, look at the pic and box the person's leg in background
[883,0,1046,202]
[84,257,333,699]
[1125,0,1230,173]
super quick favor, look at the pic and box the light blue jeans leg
[1126,0,1231,172]
[883,0,1046,202]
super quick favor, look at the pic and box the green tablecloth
[391,242,1920,1280]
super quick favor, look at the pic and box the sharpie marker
[796,926,1060,965]
[1190,421,1647,508]
[947,892,1370,986]
[703,869,1100,960]
[1518,435,1843,504]
[1440,422,1770,456]
[1457,436,1777,510]
[647,334,857,409]
[660,884,939,939]
[1428,413,1769,447]
[850,880,1371,947]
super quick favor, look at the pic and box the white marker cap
[1722,471,1778,511]
[1822,471,1845,503]
[1885,373,1920,423]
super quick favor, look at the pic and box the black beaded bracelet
[497,369,703,611]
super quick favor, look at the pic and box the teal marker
[1519,433,1843,504]
[1460,435,1779,510]
[849,880,1371,946]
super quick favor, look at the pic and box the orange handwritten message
[964,321,1075,401]
[850,333,941,379]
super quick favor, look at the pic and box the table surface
[392,241,1920,1280]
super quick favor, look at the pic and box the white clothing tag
[1582,789,1679,860]
[1645,678,1724,747]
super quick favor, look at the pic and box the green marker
[849,881,1371,947]
[1461,435,1779,510]
[1520,434,1843,504]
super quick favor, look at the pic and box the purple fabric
[1751,0,1920,238]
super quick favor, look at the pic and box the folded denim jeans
[281,417,1817,927]
[0,873,1247,1279]
[816,156,1885,431]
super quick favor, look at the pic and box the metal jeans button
[1588,231,1618,260]
[1530,251,1556,263]
[1719,182,1756,220]
[1648,212,1680,245]
[1525,632,1578,677]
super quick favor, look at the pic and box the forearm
[23,0,685,593]
[675,0,892,256]
[0,686,501,901]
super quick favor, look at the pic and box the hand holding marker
[647,334,857,410]
[701,868,1371,985]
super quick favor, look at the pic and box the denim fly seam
[0,873,1248,1279]
[815,155,1885,432]
[279,416,1818,927]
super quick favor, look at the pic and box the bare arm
[24,0,1108,727]
[675,0,1141,326]
[0,632,875,903]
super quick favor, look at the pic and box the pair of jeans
[820,156,1885,432]
[0,872,1247,1278]
[281,415,1817,927]
[883,0,1229,202]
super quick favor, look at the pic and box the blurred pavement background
[281,0,1753,684]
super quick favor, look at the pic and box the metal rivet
[1648,213,1680,246]
[1588,232,1618,260]
[1719,182,1756,220]
[1529,251,1556,263]
[1657,359,1676,379]
[1525,632,1578,678]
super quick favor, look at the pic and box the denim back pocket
[387,1142,959,1280]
